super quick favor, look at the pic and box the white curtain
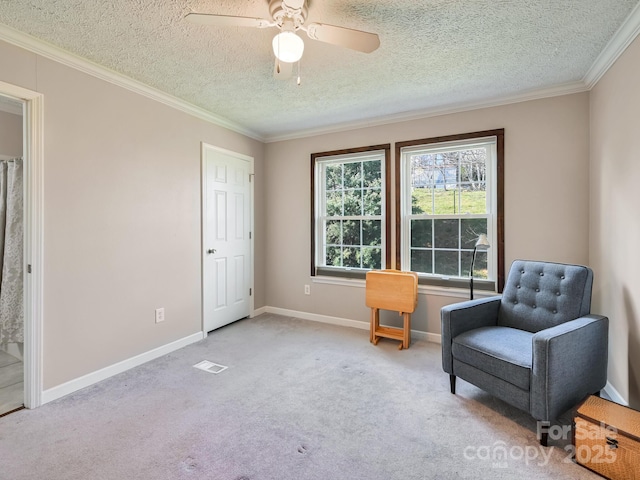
[0,158,23,346]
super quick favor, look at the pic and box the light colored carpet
[0,314,598,479]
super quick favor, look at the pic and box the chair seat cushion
[452,326,533,390]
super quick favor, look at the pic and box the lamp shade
[272,31,304,63]
[475,234,490,250]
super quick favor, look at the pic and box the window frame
[311,144,392,279]
[395,130,505,292]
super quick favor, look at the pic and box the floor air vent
[193,360,228,374]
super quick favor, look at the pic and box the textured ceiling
[0,1,638,140]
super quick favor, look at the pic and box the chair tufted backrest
[498,260,593,333]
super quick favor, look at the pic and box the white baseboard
[421,332,442,344]
[41,331,204,405]
[265,306,370,331]
[262,306,441,343]
[603,381,628,406]
[251,306,268,317]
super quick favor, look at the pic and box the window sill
[312,276,365,289]
[311,275,498,299]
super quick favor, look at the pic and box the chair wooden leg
[450,375,456,394]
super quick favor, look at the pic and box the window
[396,130,504,291]
[311,145,391,278]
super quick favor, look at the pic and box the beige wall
[590,34,640,407]
[0,40,265,389]
[265,93,591,334]
[0,109,22,156]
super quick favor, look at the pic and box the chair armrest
[440,296,501,374]
[531,315,609,421]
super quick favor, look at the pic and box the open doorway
[0,94,24,415]
[0,80,44,411]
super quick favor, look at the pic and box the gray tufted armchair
[441,260,608,446]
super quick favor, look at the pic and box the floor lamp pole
[469,234,490,301]
[470,247,478,300]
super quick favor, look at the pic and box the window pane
[411,249,432,274]
[362,220,381,246]
[461,250,472,277]
[472,251,488,279]
[411,154,435,188]
[460,250,488,278]
[433,187,459,215]
[363,189,381,215]
[461,218,488,249]
[326,191,342,216]
[363,160,381,188]
[326,247,341,267]
[326,220,341,245]
[343,189,362,216]
[434,219,459,248]
[342,220,361,245]
[326,164,342,191]
[411,219,432,248]
[362,247,382,269]
[343,162,362,189]
[411,187,432,214]
[434,250,459,276]
[342,247,360,268]
[460,183,486,214]
[459,148,487,184]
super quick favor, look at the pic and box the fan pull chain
[297,60,301,86]
[276,34,281,73]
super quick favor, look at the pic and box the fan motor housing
[269,0,308,28]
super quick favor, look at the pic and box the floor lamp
[470,234,490,300]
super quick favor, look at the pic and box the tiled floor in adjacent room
[0,349,23,415]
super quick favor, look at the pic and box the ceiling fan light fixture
[272,31,304,63]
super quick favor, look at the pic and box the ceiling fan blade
[305,23,380,53]
[273,59,293,80]
[185,13,274,29]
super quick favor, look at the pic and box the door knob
[207,249,216,254]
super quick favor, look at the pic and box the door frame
[0,81,44,408]
[200,142,254,335]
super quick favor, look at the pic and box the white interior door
[202,144,252,332]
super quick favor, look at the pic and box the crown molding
[583,1,640,89]
[0,24,264,142]
[264,81,589,143]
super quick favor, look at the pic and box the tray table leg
[370,308,380,344]
[403,312,411,349]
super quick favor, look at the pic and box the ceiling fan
[185,0,380,81]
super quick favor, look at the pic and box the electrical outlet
[304,284,310,295]
[155,307,165,323]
